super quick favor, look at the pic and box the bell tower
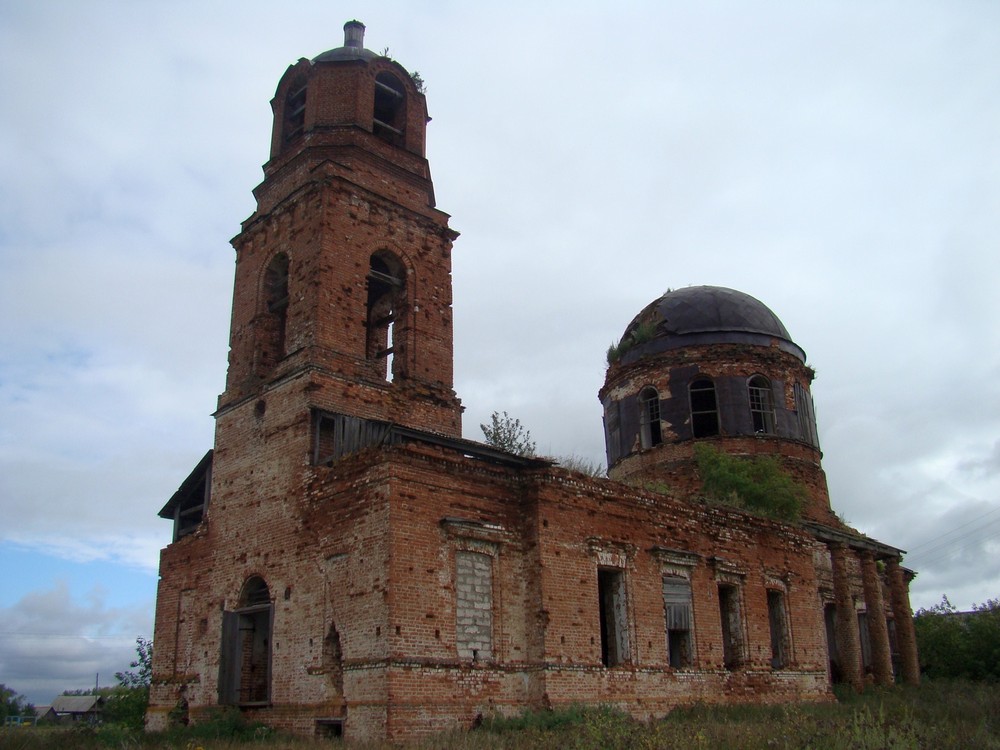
[220,20,462,436]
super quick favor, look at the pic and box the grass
[1,680,997,749]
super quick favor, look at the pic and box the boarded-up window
[604,401,621,466]
[663,575,693,668]
[456,551,492,660]
[599,568,629,666]
[313,411,393,465]
[794,382,820,447]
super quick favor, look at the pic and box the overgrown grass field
[2,680,997,750]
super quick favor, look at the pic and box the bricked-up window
[748,376,775,434]
[455,551,492,660]
[663,575,694,668]
[373,72,405,146]
[366,252,406,381]
[283,77,307,143]
[219,577,272,706]
[767,590,790,669]
[718,583,744,669]
[639,387,663,449]
[260,253,289,369]
[689,378,720,438]
[598,568,630,666]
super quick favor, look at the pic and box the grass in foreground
[1,679,997,750]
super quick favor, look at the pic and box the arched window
[373,72,405,145]
[283,76,307,143]
[689,378,719,438]
[748,376,775,434]
[366,251,406,381]
[639,387,662,449]
[261,253,289,368]
[220,577,272,705]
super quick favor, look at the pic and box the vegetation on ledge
[694,443,806,521]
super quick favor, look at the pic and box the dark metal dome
[619,286,804,361]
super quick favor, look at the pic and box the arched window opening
[373,72,405,145]
[366,252,406,381]
[283,77,307,144]
[689,378,719,438]
[262,253,289,366]
[748,376,775,435]
[220,577,272,706]
[639,387,662,449]
[322,624,344,694]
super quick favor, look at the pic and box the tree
[0,684,34,722]
[915,596,1000,680]
[115,636,152,689]
[480,411,536,457]
[103,636,152,730]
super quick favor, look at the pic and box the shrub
[693,443,805,521]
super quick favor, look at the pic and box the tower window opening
[373,72,405,145]
[261,254,289,368]
[689,378,720,438]
[598,568,629,667]
[283,80,307,143]
[366,253,406,381]
[639,387,662,449]
[748,376,775,434]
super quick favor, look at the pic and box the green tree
[103,636,152,730]
[693,443,805,521]
[0,684,34,722]
[915,596,1000,680]
[480,411,536,457]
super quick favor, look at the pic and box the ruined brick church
[148,21,919,741]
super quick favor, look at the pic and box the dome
[618,286,805,361]
[313,20,378,63]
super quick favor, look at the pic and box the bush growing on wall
[693,443,805,521]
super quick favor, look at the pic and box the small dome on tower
[617,286,804,363]
[314,20,378,62]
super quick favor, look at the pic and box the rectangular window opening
[718,583,743,670]
[767,590,790,669]
[663,575,693,668]
[858,611,872,673]
[598,568,629,667]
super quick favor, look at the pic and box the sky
[1,0,999,706]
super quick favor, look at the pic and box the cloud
[0,581,152,705]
